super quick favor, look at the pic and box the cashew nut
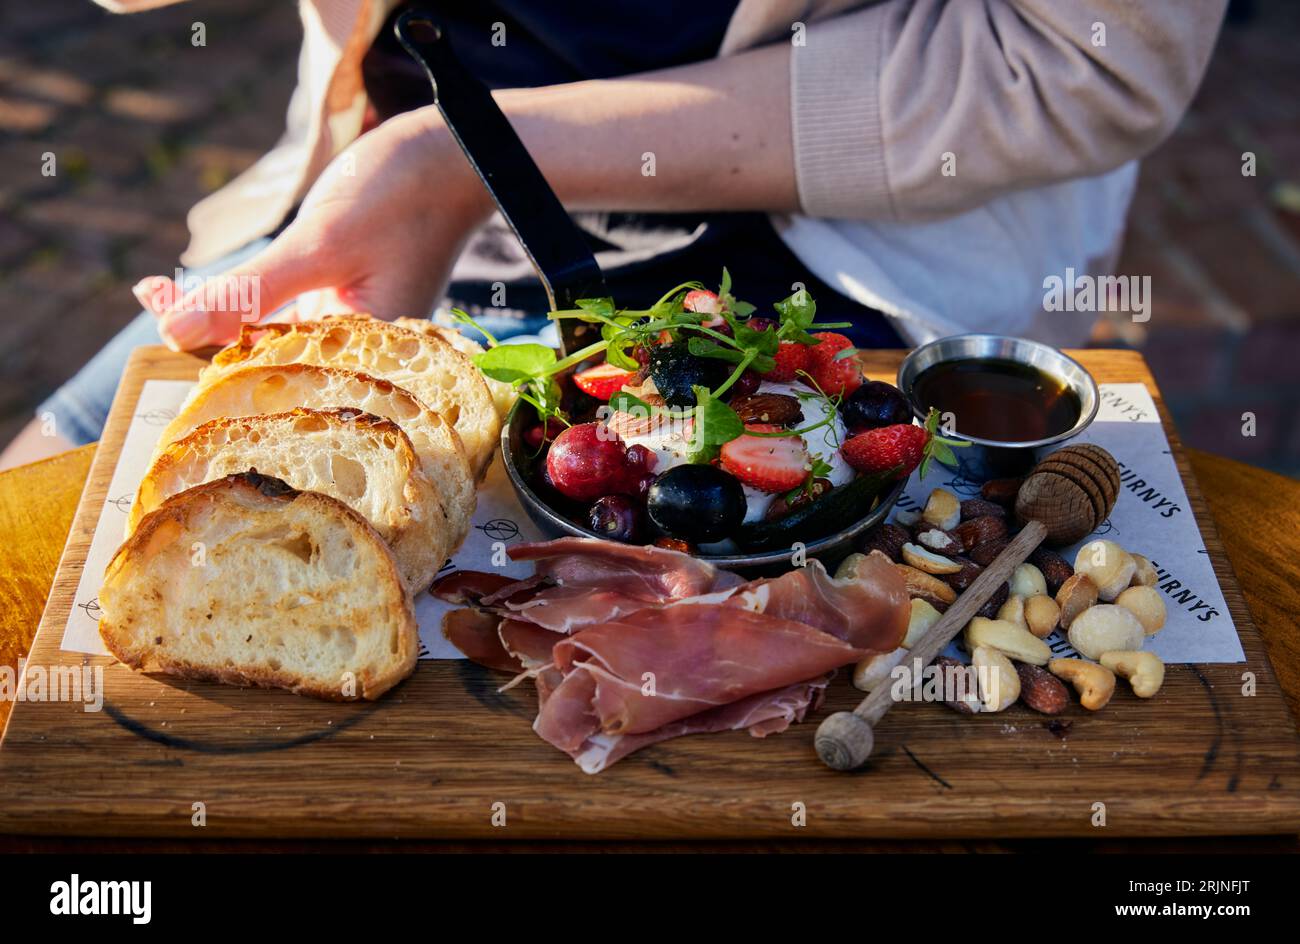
[1067,604,1145,660]
[1100,650,1165,698]
[964,616,1052,666]
[922,488,961,531]
[1074,540,1136,601]
[996,594,1028,632]
[1115,585,1167,635]
[1024,594,1062,639]
[853,647,909,693]
[1049,658,1116,710]
[972,646,1020,712]
[1009,562,1048,598]
[904,598,942,648]
[901,542,962,575]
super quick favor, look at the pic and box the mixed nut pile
[845,459,1168,717]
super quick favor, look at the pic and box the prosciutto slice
[434,538,911,772]
[567,677,830,774]
[534,604,863,747]
[725,555,909,653]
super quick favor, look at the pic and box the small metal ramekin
[897,334,1099,480]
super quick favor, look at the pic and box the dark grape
[842,380,912,433]
[588,495,643,543]
[646,465,747,543]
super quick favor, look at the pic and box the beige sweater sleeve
[791,0,1227,221]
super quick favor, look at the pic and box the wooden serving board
[1,346,1297,840]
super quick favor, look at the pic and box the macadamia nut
[1009,563,1048,598]
[1130,553,1159,587]
[1067,604,1145,660]
[1116,585,1167,635]
[1074,540,1136,601]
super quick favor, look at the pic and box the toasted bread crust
[208,318,500,475]
[101,473,419,701]
[156,362,475,551]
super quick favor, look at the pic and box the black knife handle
[394,9,604,353]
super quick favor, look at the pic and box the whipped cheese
[609,381,851,525]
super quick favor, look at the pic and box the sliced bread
[156,363,474,550]
[205,319,500,475]
[132,408,447,594]
[100,472,419,700]
[393,317,516,419]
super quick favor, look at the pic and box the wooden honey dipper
[815,519,1048,771]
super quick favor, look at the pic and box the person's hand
[135,109,490,351]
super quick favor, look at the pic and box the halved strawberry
[683,289,722,314]
[720,423,809,493]
[762,340,812,383]
[804,331,862,396]
[573,362,637,401]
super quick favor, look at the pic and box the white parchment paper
[897,382,1244,664]
[62,380,1244,664]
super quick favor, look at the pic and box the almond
[969,538,1011,567]
[1015,662,1069,714]
[980,477,1024,506]
[860,522,910,561]
[934,655,980,714]
[1028,547,1074,594]
[954,515,1008,551]
[941,557,982,593]
[729,393,802,427]
[960,498,1007,521]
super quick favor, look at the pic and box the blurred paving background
[1,0,1297,474]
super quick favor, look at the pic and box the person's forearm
[476,42,797,216]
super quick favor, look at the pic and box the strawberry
[842,409,966,479]
[573,362,637,401]
[720,423,810,493]
[683,289,722,314]
[804,332,862,397]
[762,340,812,383]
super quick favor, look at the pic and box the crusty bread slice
[156,363,474,550]
[101,473,418,700]
[132,408,446,594]
[205,319,500,475]
[393,317,516,419]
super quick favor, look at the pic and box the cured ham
[434,538,910,772]
[568,677,830,774]
[535,604,863,746]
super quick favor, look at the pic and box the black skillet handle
[394,8,605,355]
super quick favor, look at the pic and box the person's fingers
[134,232,338,351]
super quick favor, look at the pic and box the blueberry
[842,380,912,432]
[588,495,643,543]
[646,465,747,543]
[648,342,728,409]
